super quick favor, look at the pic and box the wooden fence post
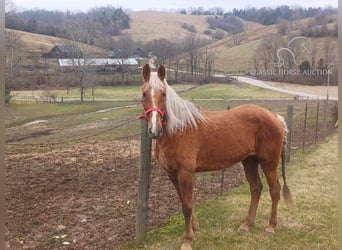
[322,100,328,138]
[314,102,319,145]
[286,105,293,162]
[302,103,308,153]
[136,119,152,243]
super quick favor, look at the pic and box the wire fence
[5,99,337,249]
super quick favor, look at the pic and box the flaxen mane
[150,73,206,135]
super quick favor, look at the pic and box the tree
[202,46,215,83]
[145,38,175,67]
[184,32,201,75]
[5,0,16,15]
[299,60,311,73]
[112,36,136,84]
[323,39,336,68]
[254,35,285,71]
[5,30,22,87]
[232,32,244,45]
[63,16,98,102]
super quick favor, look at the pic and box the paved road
[234,76,338,101]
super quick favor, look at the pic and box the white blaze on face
[150,88,159,135]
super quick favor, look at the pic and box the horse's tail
[277,114,295,209]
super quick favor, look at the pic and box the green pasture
[10,84,195,100]
[7,83,292,126]
[5,83,294,143]
[5,101,138,128]
[180,83,291,100]
[123,135,337,250]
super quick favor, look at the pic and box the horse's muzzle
[148,127,163,139]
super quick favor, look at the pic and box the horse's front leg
[177,169,195,250]
[168,173,199,233]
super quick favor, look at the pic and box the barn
[133,48,149,58]
[43,45,83,59]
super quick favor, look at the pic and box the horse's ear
[157,65,166,81]
[142,64,150,82]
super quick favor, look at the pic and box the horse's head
[140,64,167,139]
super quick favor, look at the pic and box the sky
[12,0,338,12]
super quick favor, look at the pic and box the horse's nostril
[160,127,164,134]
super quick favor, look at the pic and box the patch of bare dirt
[5,139,245,249]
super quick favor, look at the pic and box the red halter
[139,107,166,126]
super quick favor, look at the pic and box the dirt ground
[5,139,245,249]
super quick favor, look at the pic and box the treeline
[179,5,337,26]
[207,14,244,34]
[230,5,337,25]
[5,6,129,41]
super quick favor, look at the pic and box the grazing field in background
[5,83,337,249]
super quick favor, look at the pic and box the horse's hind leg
[260,162,281,235]
[239,156,262,232]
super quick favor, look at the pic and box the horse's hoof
[264,227,275,236]
[238,223,249,232]
[180,241,192,250]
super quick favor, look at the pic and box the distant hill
[6,11,338,83]
[6,28,107,62]
[119,11,211,42]
[118,11,264,43]
[202,15,338,73]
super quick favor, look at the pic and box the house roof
[58,58,139,67]
[54,45,82,53]
[133,47,149,58]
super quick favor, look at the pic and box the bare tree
[255,35,285,71]
[63,16,98,102]
[202,46,215,82]
[112,35,136,84]
[5,0,16,15]
[232,32,244,46]
[324,38,336,67]
[184,31,201,75]
[145,38,175,67]
[5,30,22,86]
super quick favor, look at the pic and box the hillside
[6,28,107,58]
[119,11,264,43]
[119,11,212,42]
[206,16,338,73]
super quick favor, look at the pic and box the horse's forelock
[149,73,166,90]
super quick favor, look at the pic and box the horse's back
[195,104,285,168]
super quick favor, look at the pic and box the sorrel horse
[140,64,294,250]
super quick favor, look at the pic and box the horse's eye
[162,93,166,97]
[142,92,146,97]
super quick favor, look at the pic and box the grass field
[119,11,212,43]
[7,83,292,127]
[123,135,337,249]
[10,84,195,100]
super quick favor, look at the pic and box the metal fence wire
[5,99,337,249]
